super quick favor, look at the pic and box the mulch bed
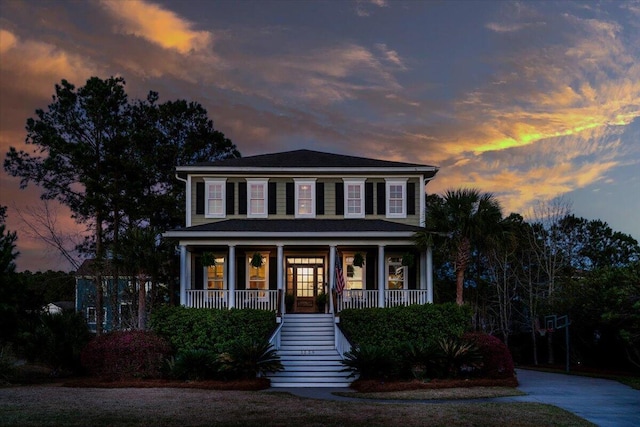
[351,376,519,392]
[63,377,271,390]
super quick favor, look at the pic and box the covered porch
[176,243,434,314]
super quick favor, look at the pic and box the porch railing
[385,290,430,307]
[185,289,278,311]
[186,290,229,309]
[186,289,429,312]
[336,290,378,311]
[336,289,431,312]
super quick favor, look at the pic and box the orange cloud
[99,0,213,54]
[0,29,97,98]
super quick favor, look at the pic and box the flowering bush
[81,330,172,379]
[462,332,515,378]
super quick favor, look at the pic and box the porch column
[419,251,427,293]
[179,245,187,306]
[426,246,433,303]
[378,245,385,308]
[277,244,284,314]
[329,245,336,314]
[228,245,236,308]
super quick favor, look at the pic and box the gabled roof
[177,149,438,178]
[165,218,422,238]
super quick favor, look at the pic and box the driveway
[496,369,640,427]
[270,369,640,427]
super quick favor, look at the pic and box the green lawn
[0,385,594,426]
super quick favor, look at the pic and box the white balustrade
[336,289,378,311]
[185,289,278,311]
[186,290,229,309]
[234,289,279,311]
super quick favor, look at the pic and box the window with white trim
[204,178,226,218]
[344,179,365,218]
[247,252,269,297]
[206,256,226,290]
[295,179,316,218]
[386,179,407,218]
[386,256,407,289]
[344,254,365,290]
[247,179,268,218]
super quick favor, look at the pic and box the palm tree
[415,189,503,305]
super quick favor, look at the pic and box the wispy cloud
[98,0,213,54]
[355,0,389,17]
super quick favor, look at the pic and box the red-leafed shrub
[463,332,515,379]
[81,331,172,380]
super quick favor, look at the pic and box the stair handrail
[334,321,353,359]
[268,316,285,350]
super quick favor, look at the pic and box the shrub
[341,344,395,380]
[339,303,471,354]
[81,330,172,379]
[436,337,482,378]
[218,339,283,379]
[149,306,276,354]
[463,332,515,378]
[166,349,221,381]
[401,341,440,380]
[20,312,91,375]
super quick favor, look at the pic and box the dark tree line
[4,77,240,334]
[418,191,640,371]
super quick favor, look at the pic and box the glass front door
[287,257,324,313]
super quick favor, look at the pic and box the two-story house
[164,149,438,314]
[163,149,439,386]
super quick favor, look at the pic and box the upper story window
[247,179,268,218]
[204,178,226,218]
[295,179,316,218]
[344,179,365,218]
[386,179,407,218]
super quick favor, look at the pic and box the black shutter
[236,256,246,290]
[269,256,277,290]
[366,253,376,290]
[286,182,294,215]
[365,182,374,215]
[376,183,386,215]
[238,182,247,215]
[268,182,277,215]
[409,260,417,290]
[316,182,324,215]
[335,183,344,215]
[194,256,203,290]
[226,182,234,215]
[407,182,416,215]
[196,182,205,215]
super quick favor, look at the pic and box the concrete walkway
[497,369,640,427]
[266,369,640,427]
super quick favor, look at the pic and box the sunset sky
[1,0,639,272]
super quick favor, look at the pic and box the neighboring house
[75,259,134,333]
[164,149,439,313]
[163,149,439,386]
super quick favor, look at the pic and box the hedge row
[149,306,276,353]
[339,302,472,351]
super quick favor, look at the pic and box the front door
[287,258,324,313]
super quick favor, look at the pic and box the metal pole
[565,322,570,373]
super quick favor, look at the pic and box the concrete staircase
[268,313,352,387]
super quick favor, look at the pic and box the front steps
[268,313,352,388]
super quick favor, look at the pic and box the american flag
[335,250,345,294]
